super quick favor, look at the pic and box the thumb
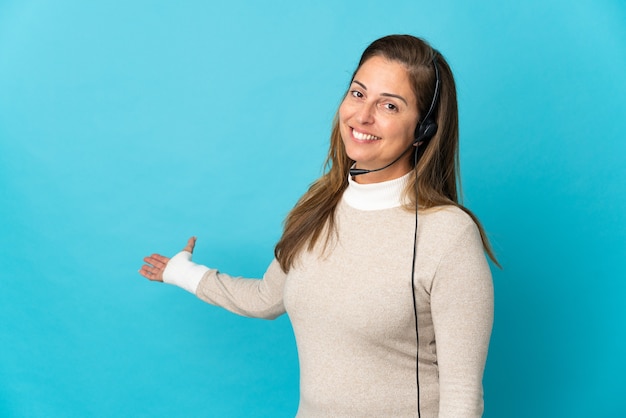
[183,236,197,254]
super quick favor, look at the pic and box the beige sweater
[164,173,493,417]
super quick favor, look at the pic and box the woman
[140,34,496,417]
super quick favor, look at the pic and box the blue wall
[1,0,624,416]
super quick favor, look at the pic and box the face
[339,55,420,184]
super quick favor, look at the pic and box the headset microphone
[349,142,416,176]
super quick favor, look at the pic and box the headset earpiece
[413,55,441,147]
[414,120,438,145]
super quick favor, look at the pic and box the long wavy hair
[274,35,498,272]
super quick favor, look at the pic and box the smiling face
[339,55,420,184]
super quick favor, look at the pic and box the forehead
[353,56,416,103]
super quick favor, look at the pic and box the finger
[141,264,161,274]
[149,253,169,263]
[183,236,196,253]
[138,266,149,278]
[138,265,155,279]
[139,264,163,282]
[143,254,169,267]
[139,264,159,275]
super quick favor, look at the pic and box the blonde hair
[274,35,499,272]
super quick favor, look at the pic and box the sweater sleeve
[430,222,494,418]
[162,252,287,320]
[194,258,287,320]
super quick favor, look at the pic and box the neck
[344,170,411,210]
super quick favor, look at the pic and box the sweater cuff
[162,251,209,294]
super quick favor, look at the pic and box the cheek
[338,99,350,124]
[407,123,418,141]
[378,118,412,141]
[338,102,352,138]
[398,118,419,141]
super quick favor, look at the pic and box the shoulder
[419,205,477,233]
[416,205,484,259]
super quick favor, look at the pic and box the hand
[139,237,197,282]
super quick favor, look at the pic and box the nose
[355,102,375,125]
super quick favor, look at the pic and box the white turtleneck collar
[343,171,412,211]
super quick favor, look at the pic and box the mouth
[351,128,381,142]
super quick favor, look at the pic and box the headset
[414,55,441,146]
[411,55,441,418]
[410,54,440,418]
[348,53,441,417]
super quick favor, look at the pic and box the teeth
[352,129,380,141]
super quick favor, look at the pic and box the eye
[383,102,398,112]
[350,90,364,99]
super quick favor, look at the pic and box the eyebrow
[352,80,408,106]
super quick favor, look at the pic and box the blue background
[1,0,625,416]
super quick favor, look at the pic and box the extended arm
[139,237,286,320]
